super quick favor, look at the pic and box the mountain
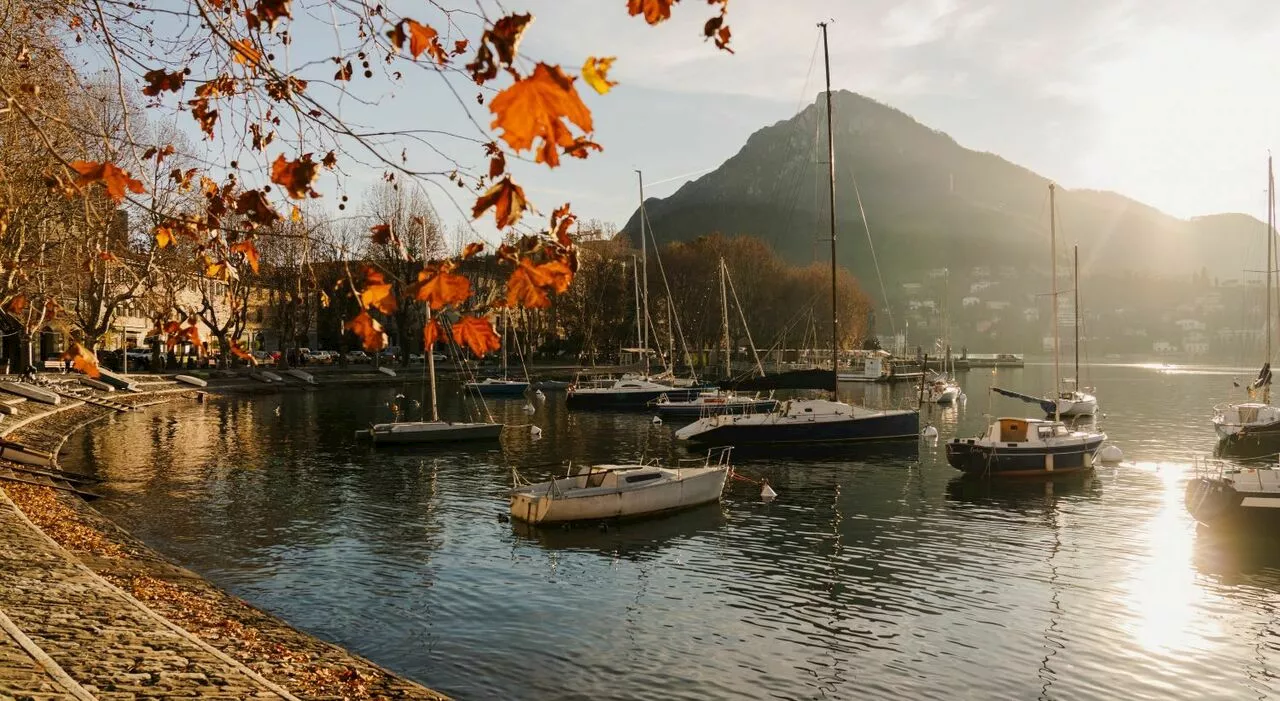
[621,91,1265,286]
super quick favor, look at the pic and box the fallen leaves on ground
[4,483,123,557]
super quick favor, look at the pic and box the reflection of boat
[945,471,1097,504]
[510,502,726,555]
[946,417,1106,477]
[509,447,732,524]
[1185,457,1280,528]
[676,26,919,447]
[652,390,778,418]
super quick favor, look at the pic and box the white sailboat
[922,268,962,404]
[509,447,733,524]
[1212,156,1280,454]
[465,310,530,397]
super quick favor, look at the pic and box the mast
[820,21,839,395]
[636,170,650,376]
[720,258,731,379]
[1269,155,1275,403]
[632,255,641,358]
[1073,244,1080,392]
[1050,183,1061,422]
[422,219,439,422]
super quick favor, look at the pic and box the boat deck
[1222,467,1280,497]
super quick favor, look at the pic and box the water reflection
[59,366,1280,699]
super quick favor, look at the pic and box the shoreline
[0,374,449,700]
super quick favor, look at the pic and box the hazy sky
[470,0,1280,236]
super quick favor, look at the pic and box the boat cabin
[983,418,1069,444]
[568,464,670,490]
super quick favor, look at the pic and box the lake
[64,362,1280,700]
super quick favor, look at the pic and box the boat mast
[1050,183,1061,422]
[500,309,508,380]
[636,170,650,376]
[720,258,731,379]
[1073,244,1080,392]
[820,21,839,395]
[422,219,439,422]
[632,255,641,361]
[1269,154,1275,403]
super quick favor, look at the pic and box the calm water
[64,363,1280,700]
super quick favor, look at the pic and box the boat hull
[465,381,530,397]
[510,467,728,524]
[945,436,1105,477]
[360,421,503,444]
[679,410,920,445]
[565,386,707,409]
[1185,476,1280,528]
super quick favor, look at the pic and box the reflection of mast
[1038,483,1064,701]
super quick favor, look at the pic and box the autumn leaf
[269,153,320,199]
[61,342,100,379]
[68,161,146,203]
[234,189,281,226]
[205,259,229,280]
[231,38,262,70]
[369,223,394,246]
[246,0,293,31]
[388,19,448,64]
[506,257,574,309]
[453,315,501,357]
[321,151,337,168]
[410,266,471,310]
[345,310,387,352]
[582,56,617,94]
[290,205,302,222]
[142,68,186,96]
[230,340,257,365]
[550,203,575,245]
[334,60,353,81]
[360,267,397,315]
[471,176,528,229]
[230,239,260,274]
[423,318,442,349]
[627,0,675,24]
[462,242,485,259]
[489,63,594,167]
[3,294,27,316]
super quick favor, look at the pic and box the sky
[82,1,1280,245]
[482,0,1280,233]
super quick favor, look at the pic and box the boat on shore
[946,417,1107,477]
[1186,457,1280,527]
[509,447,733,525]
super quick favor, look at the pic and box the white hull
[1055,393,1097,417]
[357,420,502,444]
[511,465,728,524]
[0,382,60,405]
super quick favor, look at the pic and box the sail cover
[1251,362,1272,390]
[992,387,1056,415]
[718,369,836,392]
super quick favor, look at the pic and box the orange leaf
[410,267,471,310]
[345,310,387,352]
[68,161,146,203]
[453,315,501,357]
[462,242,485,259]
[489,63,593,167]
[582,56,617,94]
[334,60,353,81]
[142,68,185,96]
[269,153,320,199]
[231,38,262,69]
[471,176,527,229]
[3,294,28,316]
[360,267,397,315]
[370,223,394,246]
[423,318,442,349]
[465,13,532,84]
[230,239,260,274]
[290,205,302,222]
[97,250,119,262]
[505,258,574,309]
[627,0,675,24]
[246,0,293,31]
[230,340,257,365]
[61,342,100,379]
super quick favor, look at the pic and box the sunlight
[1123,462,1217,653]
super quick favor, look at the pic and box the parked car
[345,350,370,363]
[306,350,334,364]
[432,352,447,362]
[408,353,424,363]
[251,350,271,362]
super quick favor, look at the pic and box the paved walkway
[0,488,295,700]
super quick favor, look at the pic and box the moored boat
[356,420,502,444]
[565,376,706,409]
[509,447,733,524]
[652,390,778,418]
[1186,457,1280,527]
[946,417,1107,477]
[675,398,919,444]
[465,377,530,397]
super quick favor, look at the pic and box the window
[625,473,662,484]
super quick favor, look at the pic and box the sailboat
[653,258,778,418]
[922,268,962,404]
[947,184,1106,477]
[465,310,530,397]
[992,201,1097,417]
[675,23,920,446]
[1212,156,1280,455]
[566,173,708,409]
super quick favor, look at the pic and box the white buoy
[652,415,663,425]
[530,425,542,439]
[535,389,546,401]
[761,481,777,501]
[1099,444,1123,464]
[958,393,967,403]
[274,405,281,416]
[922,424,939,439]
[522,402,536,414]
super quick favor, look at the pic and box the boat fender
[530,425,543,439]
[522,402,536,414]
[922,424,939,439]
[651,415,663,425]
[761,481,777,501]
[535,389,546,401]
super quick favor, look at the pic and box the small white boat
[378,366,397,377]
[174,374,207,388]
[509,447,733,524]
[651,390,778,417]
[465,377,530,397]
[922,375,961,404]
[355,420,502,444]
